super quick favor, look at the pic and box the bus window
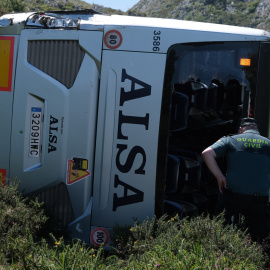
[163,41,261,214]
[166,41,260,149]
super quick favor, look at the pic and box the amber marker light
[240,58,251,66]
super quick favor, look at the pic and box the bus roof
[1,10,270,39]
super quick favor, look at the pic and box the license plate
[29,107,42,157]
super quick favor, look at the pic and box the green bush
[113,214,268,269]
[0,181,48,266]
[248,0,259,14]
[0,183,269,269]
[0,0,25,14]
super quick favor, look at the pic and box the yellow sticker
[0,37,14,91]
[67,159,90,185]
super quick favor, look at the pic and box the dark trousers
[219,190,270,243]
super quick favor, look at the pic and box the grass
[0,181,269,269]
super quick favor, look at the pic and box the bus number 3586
[153,30,161,52]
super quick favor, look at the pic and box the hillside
[0,0,270,31]
[130,0,270,31]
[0,0,125,16]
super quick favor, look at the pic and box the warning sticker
[91,228,110,247]
[0,36,14,92]
[104,30,123,49]
[0,169,6,187]
[67,158,90,185]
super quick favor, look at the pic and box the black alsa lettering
[117,110,149,140]
[116,144,146,174]
[113,69,151,211]
[113,175,144,211]
[48,115,58,153]
[120,69,151,106]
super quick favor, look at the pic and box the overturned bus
[1,9,270,246]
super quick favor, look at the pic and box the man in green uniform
[202,118,270,242]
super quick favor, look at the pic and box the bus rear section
[164,40,270,216]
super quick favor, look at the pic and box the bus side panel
[91,50,166,232]
[0,35,19,185]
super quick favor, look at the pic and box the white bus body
[1,10,270,246]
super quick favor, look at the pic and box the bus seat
[164,200,183,218]
[170,92,189,132]
[164,199,197,218]
[179,192,208,215]
[166,154,201,194]
[211,79,225,111]
[178,156,201,193]
[165,154,180,193]
[168,147,199,161]
[224,79,242,113]
[174,80,208,112]
[207,82,218,110]
[168,147,210,186]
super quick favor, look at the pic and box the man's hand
[216,175,227,193]
[201,147,227,193]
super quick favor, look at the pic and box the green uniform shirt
[210,130,270,195]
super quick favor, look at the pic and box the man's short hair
[239,118,258,127]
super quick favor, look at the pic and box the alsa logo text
[113,69,152,211]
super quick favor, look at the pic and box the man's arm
[201,147,227,193]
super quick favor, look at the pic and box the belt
[223,189,268,202]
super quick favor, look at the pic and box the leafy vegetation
[0,182,269,269]
[0,0,124,16]
[0,0,25,16]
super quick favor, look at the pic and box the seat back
[166,154,180,193]
[178,156,201,192]
[166,154,201,194]
[170,92,189,132]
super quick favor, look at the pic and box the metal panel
[27,40,85,89]
[38,182,74,228]
[92,50,166,229]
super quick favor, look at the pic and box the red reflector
[0,169,6,187]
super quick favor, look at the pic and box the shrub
[0,181,48,266]
[0,182,268,269]
[114,213,268,269]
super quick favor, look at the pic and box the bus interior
[163,41,262,217]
